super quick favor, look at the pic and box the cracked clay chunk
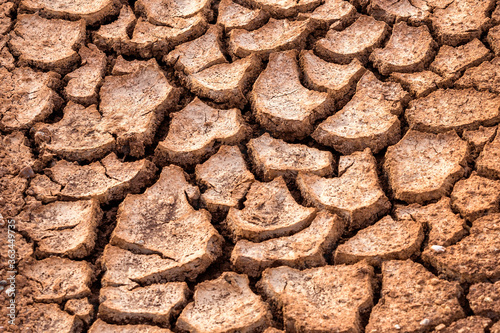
[26,174,60,203]
[430,39,491,80]
[406,89,500,133]
[300,50,366,104]
[9,14,85,73]
[367,0,429,25]
[390,71,445,98]
[477,130,500,180]
[176,272,272,333]
[450,173,500,222]
[45,153,156,204]
[155,98,247,167]
[433,316,492,333]
[462,125,498,156]
[258,262,374,333]
[64,44,106,106]
[22,257,93,303]
[394,197,468,249]
[64,298,94,326]
[370,22,436,75]
[100,59,179,157]
[185,54,262,107]
[0,131,34,177]
[335,216,424,266]
[89,320,173,333]
[239,0,321,18]
[231,211,345,277]
[93,5,136,53]
[456,58,500,94]
[135,0,212,26]
[0,35,14,70]
[488,25,500,56]
[384,130,469,204]
[33,102,114,162]
[248,133,333,181]
[312,71,409,155]
[18,304,81,333]
[99,283,189,327]
[366,260,464,333]
[425,213,500,283]
[297,148,390,230]
[315,15,389,64]
[105,165,222,286]
[468,281,500,321]
[298,0,356,28]
[195,145,255,213]
[493,322,500,333]
[0,67,62,131]
[431,0,495,46]
[20,0,121,25]
[18,199,101,259]
[0,176,27,218]
[250,50,332,140]
[228,18,313,59]
[165,25,226,76]
[217,0,269,32]
[226,176,316,242]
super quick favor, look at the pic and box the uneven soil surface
[2,0,500,332]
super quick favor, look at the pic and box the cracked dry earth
[3,0,500,332]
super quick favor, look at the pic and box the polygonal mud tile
[0,35,14,70]
[488,25,500,56]
[248,133,333,181]
[165,25,226,76]
[239,0,321,18]
[26,174,61,204]
[0,67,62,131]
[390,71,445,98]
[22,257,93,303]
[228,18,314,59]
[430,39,491,81]
[312,71,409,154]
[477,130,500,180]
[63,44,106,106]
[93,5,136,53]
[65,298,94,326]
[195,145,255,213]
[433,316,492,333]
[258,262,374,333]
[231,211,345,277]
[424,213,500,283]
[367,0,429,24]
[226,176,316,242]
[103,165,222,287]
[300,50,366,104]
[334,216,424,266]
[33,102,114,162]
[394,197,468,249]
[315,15,389,64]
[297,148,391,230]
[176,272,272,333]
[0,131,34,177]
[217,0,269,32]
[0,175,27,218]
[457,58,500,94]
[89,320,173,333]
[17,199,101,259]
[18,304,81,333]
[406,89,500,133]
[112,56,149,75]
[493,322,500,333]
[45,153,157,204]
[19,0,122,25]
[0,1,13,36]
[9,14,85,73]
[431,0,494,46]
[468,281,500,321]
[451,173,500,222]
[99,283,189,327]
[250,50,333,140]
[370,22,436,75]
[155,98,247,167]
[384,130,469,204]
[298,0,356,29]
[462,125,497,156]
[135,0,212,26]
[366,260,464,333]
[185,54,262,107]
[263,328,284,333]
[99,59,179,157]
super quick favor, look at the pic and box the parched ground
[2,0,500,332]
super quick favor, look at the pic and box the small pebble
[19,166,35,179]
[420,318,430,326]
[431,245,446,253]
[394,324,401,329]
